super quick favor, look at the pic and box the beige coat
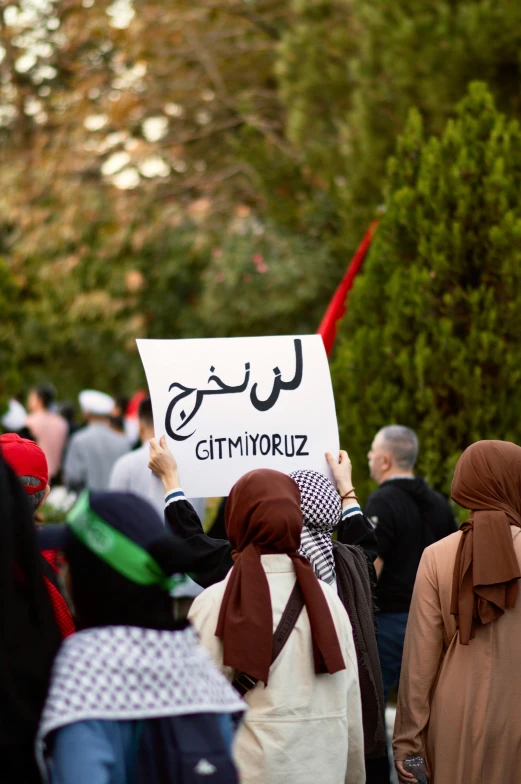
[394,527,521,783]
[189,554,365,784]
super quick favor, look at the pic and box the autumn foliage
[3,1,521,415]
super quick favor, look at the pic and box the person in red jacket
[0,432,75,638]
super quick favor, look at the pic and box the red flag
[125,390,147,419]
[317,221,377,355]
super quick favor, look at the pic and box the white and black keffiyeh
[36,625,245,774]
[290,470,341,586]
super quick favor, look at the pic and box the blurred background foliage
[333,82,521,500]
[3,0,521,497]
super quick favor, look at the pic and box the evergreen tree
[331,83,521,505]
[276,0,521,254]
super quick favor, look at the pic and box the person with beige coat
[189,468,365,784]
[394,440,521,783]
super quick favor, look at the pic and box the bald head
[368,425,418,484]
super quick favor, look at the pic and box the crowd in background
[2,382,521,784]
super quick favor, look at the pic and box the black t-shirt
[366,477,457,613]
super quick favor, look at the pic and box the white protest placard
[137,335,339,498]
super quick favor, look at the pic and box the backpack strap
[232,581,305,697]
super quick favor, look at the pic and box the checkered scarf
[290,470,341,586]
[36,625,245,778]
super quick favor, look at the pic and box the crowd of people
[2,383,521,784]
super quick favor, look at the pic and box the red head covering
[451,440,521,644]
[215,468,345,685]
[0,434,48,494]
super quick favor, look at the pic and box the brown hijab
[215,469,345,685]
[451,440,521,644]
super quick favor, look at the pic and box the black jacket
[365,477,457,613]
[165,499,378,589]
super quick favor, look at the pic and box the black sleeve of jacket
[433,491,458,537]
[164,500,233,589]
[364,493,396,560]
[336,512,378,563]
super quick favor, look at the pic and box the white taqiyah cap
[1,399,27,432]
[78,389,115,416]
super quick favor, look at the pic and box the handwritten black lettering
[284,435,295,457]
[249,433,260,456]
[165,363,251,440]
[207,363,251,394]
[295,435,309,456]
[193,432,311,462]
[165,340,305,441]
[215,437,226,460]
[165,384,197,442]
[195,440,210,460]
[229,436,243,458]
[250,339,303,412]
[259,435,270,456]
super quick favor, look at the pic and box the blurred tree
[0,0,297,401]
[0,259,22,414]
[134,221,208,340]
[0,0,292,232]
[198,219,339,336]
[276,0,521,252]
[332,83,521,504]
[4,0,521,406]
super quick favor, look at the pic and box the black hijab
[64,491,205,631]
[0,456,61,783]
